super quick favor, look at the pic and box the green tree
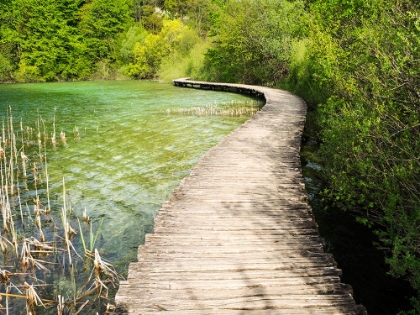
[126,18,199,78]
[119,24,148,64]
[202,0,307,85]
[78,0,134,77]
[164,0,193,17]
[138,4,164,33]
[0,0,135,81]
[10,0,81,81]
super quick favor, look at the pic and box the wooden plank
[120,281,354,295]
[120,277,343,290]
[126,267,343,280]
[152,227,320,236]
[112,307,363,315]
[144,234,324,246]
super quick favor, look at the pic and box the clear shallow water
[0,80,261,314]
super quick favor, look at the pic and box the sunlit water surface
[0,80,260,314]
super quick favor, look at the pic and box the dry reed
[0,108,121,315]
[165,100,262,117]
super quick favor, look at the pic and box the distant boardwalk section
[115,79,366,314]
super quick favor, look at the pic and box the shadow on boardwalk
[114,79,367,314]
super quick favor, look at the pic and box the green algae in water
[0,80,262,314]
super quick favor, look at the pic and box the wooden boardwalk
[114,79,366,314]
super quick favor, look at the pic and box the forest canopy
[0,0,219,82]
[1,0,419,312]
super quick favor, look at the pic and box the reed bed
[165,100,263,117]
[0,108,120,315]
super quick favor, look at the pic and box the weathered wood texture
[115,79,366,314]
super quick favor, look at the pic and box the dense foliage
[0,0,216,82]
[306,2,420,311]
[0,0,134,81]
[1,0,419,312]
[201,0,308,85]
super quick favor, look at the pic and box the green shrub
[307,1,420,310]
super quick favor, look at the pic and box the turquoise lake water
[0,80,261,314]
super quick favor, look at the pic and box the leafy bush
[304,1,420,309]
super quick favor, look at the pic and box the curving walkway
[114,79,366,314]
